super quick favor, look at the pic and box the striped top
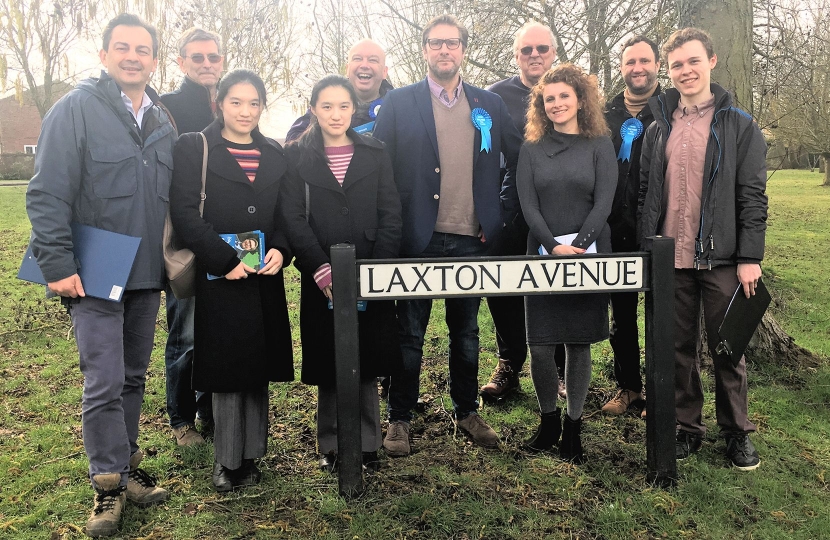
[225,140,261,182]
[325,144,354,185]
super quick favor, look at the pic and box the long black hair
[291,75,359,169]
[215,69,268,126]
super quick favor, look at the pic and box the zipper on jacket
[695,106,726,269]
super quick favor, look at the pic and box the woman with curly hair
[518,63,617,463]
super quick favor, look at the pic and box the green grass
[0,170,828,539]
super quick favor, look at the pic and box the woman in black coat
[169,70,293,491]
[281,75,402,472]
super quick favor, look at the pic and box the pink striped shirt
[227,146,261,182]
[325,144,354,185]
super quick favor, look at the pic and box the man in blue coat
[373,14,522,457]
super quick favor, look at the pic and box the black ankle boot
[559,414,585,464]
[524,409,562,452]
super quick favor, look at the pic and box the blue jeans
[389,232,485,422]
[164,286,211,428]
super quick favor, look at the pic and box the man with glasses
[159,27,224,447]
[286,38,392,141]
[480,21,562,403]
[373,14,523,457]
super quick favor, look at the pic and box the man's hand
[552,245,587,255]
[225,261,255,280]
[737,263,762,298]
[48,274,85,298]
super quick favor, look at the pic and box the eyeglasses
[426,38,462,50]
[519,45,552,56]
[184,53,222,64]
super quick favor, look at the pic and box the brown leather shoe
[172,424,205,446]
[383,421,411,457]
[457,414,499,448]
[601,389,643,415]
[480,360,519,401]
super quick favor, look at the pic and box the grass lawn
[0,169,828,539]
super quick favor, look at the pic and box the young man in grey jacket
[638,28,767,471]
[26,13,175,536]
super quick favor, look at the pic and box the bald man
[285,39,393,141]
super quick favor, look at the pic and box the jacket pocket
[89,146,137,198]
[155,149,174,202]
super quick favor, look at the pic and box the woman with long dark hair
[169,69,293,491]
[281,75,402,472]
[518,64,616,463]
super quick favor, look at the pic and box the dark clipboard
[716,279,772,367]
[18,224,141,302]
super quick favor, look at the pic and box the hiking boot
[319,451,338,473]
[480,360,520,402]
[86,473,126,537]
[560,415,585,464]
[601,389,644,415]
[676,430,703,460]
[457,413,500,448]
[172,424,205,446]
[126,450,169,508]
[383,421,411,457]
[725,434,760,471]
[524,409,562,452]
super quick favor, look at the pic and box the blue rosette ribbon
[368,97,383,120]
[617,118,644,162]
[471,108,493,153]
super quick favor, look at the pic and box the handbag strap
[198,132,208,217]
[305,182,310,222]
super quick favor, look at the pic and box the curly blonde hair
[524,63,609,142]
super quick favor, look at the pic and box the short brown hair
[619,35,659,64]
[661,27,714,62]
[421,14,469,49]
[525,63,608,142]
[177,27,222,57]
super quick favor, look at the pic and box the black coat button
[248,206,256,214]
[341,207,349,215]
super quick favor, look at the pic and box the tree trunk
[677,0,754,114]
[823,154,830,186]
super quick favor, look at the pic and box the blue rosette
[368,97,383,120]
[471,108,493,153]
[617,118,644,162]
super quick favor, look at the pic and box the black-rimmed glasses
[519,45,551,56]
[184,53,222,64]
[426,38,462,50]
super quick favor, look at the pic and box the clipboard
[18,223,141,302]
[715,279,772,367]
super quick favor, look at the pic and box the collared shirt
[427,74,462,108]
[121,91,154,128]
[661,94,716,268]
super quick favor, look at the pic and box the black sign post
[330,236,676,496]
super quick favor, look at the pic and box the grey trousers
[213,387,269,470]
[70,290,161,488]
[317,380,381,453]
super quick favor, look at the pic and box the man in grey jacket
[26,13,175,537]
[638,28,767,471]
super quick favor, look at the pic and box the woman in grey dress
[517,64,617,463]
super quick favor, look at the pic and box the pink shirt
[661,95,716,269]
[325,144,354,186]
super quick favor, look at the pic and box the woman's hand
[258,249,284,275]
[321,284,333,302]
[552,244,587,255]
[225,261,256,280]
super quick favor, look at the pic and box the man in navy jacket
[373,14,522,457]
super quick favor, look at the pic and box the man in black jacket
[285,39,392,142]
[601,36,661,416]
[159,27,224,447]
[638,28,767,471]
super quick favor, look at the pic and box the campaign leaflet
[207,230,266,280]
